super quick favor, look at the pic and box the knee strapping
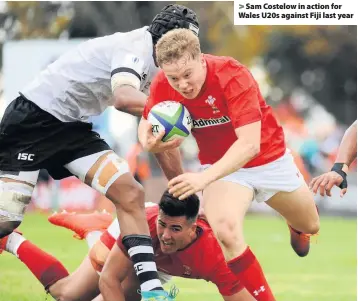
[91,153,130,194]
[0,181,34,222]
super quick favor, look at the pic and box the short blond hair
[155,29,201,66]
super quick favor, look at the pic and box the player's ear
[189,223,197,236]
[200,54,205,67]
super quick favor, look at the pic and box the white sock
[85,231,103,248]
[5,232,26,256]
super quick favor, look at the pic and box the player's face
[162,52,206,99]
[156,211,197,254]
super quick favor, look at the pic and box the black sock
[122,235,163,292]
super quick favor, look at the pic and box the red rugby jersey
[116,205,243,296]
[143,54,286,167]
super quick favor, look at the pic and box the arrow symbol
[239,4,244,9]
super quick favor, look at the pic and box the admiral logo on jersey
[192,116,230,128]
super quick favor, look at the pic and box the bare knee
[50,279,95,301]
[0,221,20,238]
[122,182,145,211]
[213,219,244,251]
[52,291,78,301]
[303,219,320,235]
[48,280,73,301]
[108,180,145,212]
[98,272,119,297]
[297,207,320,234]
[50,290,71,301]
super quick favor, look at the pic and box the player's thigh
[49,256,100,301]
[0,96,44,173]
[203,180,253,247]
[266,182,320,234]
[0,95,85,174]
[203,180,253,226]
[0,95,110,187]
[0,98,45,226]
[65,149,142,206]
[241,149,319,233]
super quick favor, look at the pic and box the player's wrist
[342,163,349,173]
[201,169,216,186]
[332,162,349,174]
[331,163,348,190]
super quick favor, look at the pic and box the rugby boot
[48,210,112,240]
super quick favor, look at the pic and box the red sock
[228,247,275,301]
[100,230,116,249]
[17,241,69,289]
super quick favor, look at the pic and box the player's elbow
[113,86,129,108]
[99,269,118,297]
[244,141,260,158]
[113,85,143,115]
[98,273,109,295]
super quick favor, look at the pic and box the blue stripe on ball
[150,111,174,138]
[174,106,190,135]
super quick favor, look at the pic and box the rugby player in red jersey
[138,29,320,300]
[0,192,255,301]
[99,191,254,301]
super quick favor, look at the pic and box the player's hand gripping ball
[148,101,192,142]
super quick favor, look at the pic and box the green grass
[0,213,356,301]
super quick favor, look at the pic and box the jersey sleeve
[142,71,170,119]
[110,48,146,92]
[223,63,262,129]
[207,256,243,296]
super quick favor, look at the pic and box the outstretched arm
[168,120,261,200]
[310,120,357,197]
[334,120,357,169]
[99,244,133,301]
[200,121,260,184]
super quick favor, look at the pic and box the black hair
[159,189,200,221]
[148,4,199,45]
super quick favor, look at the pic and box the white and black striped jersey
[21,26,159,122]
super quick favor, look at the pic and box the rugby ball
[148,101,192,142]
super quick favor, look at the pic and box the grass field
[0,212,356,301]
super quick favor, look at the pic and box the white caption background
[234,0,357,25]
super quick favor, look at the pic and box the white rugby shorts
[201,149,305,203]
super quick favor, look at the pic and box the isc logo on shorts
[17,153,35,161]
